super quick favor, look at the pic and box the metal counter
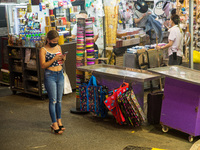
[148,65,200,86]
[77,64,161,109]
[77,64,161,83]
[148,65,200,141]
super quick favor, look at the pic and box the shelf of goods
[7,45,47,99]
[75,18,96,108]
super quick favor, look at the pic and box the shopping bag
[128,89,146,122]
[63,71,72,94]
[117,83,146,126]
[120,90,141,127]
[79,83,88,111]
[104,82,129,125]
[79,75,108,117]
[104,91,125,125]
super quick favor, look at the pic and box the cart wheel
[188,135,194,142]
[162,125,169,133]
[12,90,17,95]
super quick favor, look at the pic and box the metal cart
[149,66,200,142]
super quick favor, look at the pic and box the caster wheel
[188,135,194,142]
[162,125,169,133]
[12,90,17,95]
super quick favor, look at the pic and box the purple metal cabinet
[148,66,200,142]
[161,77,200,142]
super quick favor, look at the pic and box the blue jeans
[44,69,64,123]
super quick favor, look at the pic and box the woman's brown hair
[171,15,180,25]
[46,30,59,44]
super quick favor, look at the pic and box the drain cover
[123,146,151,150]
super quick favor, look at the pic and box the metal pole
[189,0,193,69]
[102,0,106,58]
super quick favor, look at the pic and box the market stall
[76,64,161,110]
[149,65,200,142]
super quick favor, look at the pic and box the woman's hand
[61,55,66,62]
[156,46,161,50]
[147,12,151,15]
[54,54,63,61]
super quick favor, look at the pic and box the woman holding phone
[39,30,66,134]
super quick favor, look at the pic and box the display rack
[71,17,96,113]
[7,45,47,99]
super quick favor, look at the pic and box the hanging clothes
[145,15,163,43]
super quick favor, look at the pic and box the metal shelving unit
[7,45,47,99]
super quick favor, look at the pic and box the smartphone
[63,51,68,56]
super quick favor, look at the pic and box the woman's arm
[59,45,66,62]
[39,47,61,69]
[134,14,145,24]
[94,35,98,43]
[161,40,174,49]
[156,40,174,50]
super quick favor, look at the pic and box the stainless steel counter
[77,64,161,83]
[148,65,200,85]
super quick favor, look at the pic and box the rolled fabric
[77,36,84,38]
[76,43,85,46]
[85,31,93,33]
[86,49,94,53]
[87,61,95,65]
[86,34,94,36]
[76,53,83,56]
[86,45,93,47]
[87,52,95,56]
[77,34,84,36]
[86,39,94,43]
[86,50,94,53]
[87,58,96,61]
[77,49,84,51]
[85,37,94,40]
[86,43,93,45]
[77,48,85,50]
[77,42,84,44]
[77,45,84,48]
[87,55,94,58]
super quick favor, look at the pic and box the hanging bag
[79,75,108,117]
[63,71,72,94]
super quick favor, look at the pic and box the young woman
[39,30,66,134]
[156,15,183,65]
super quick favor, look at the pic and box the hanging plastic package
[27,3,32,13]
[63,1,68,9]
[58,1,63,7]
[49,2,54,10]
[39,3,42,11]
[53,1,59,8]
[193,50,200,63]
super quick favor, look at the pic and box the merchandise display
[104,0,119,47]
[75,17,96,105]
